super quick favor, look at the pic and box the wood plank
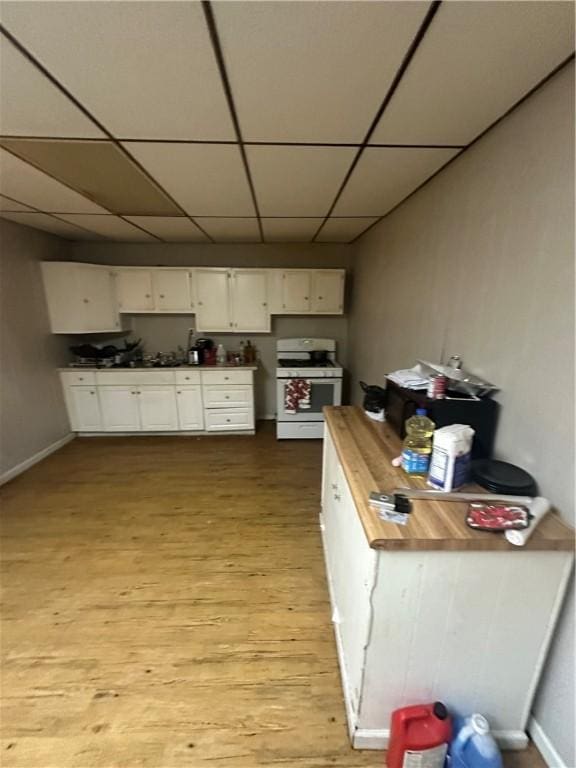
[324,406,575,551]
[0,424,549,767]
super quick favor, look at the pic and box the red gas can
[387,701,452,768]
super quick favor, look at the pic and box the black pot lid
[471,459,537,494]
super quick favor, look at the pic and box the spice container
[427,373,447,399]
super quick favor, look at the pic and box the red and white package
[466,503,530,532]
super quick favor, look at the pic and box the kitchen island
[321,406,574,751]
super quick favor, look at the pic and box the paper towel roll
[505,497,551,546]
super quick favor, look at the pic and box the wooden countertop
[325,406,575,552]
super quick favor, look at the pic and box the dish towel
[284,379,311,414]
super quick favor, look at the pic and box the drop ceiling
[0,1,573,244]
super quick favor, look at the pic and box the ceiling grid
[0,0,573,243]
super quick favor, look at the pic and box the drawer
[205,408,254,431]
[61,370,97,386]
[201,369,252,386]
[95,370,175,386]
[175,370,201,385]
[203,385,252,408]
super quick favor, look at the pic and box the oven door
[276,377,342,421]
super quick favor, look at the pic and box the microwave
[384,379,499,459]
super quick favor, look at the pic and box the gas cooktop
[278,358,334,367]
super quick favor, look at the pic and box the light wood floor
[1,426,546,768]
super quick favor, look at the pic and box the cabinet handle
[145,294,151,298]
[262,302,267,307]
[229,322,233,327]
[185,377,190,380]
[318,296,323,300]
[331,482,337,490]
[79,377,84,381]
[177,391,181,395]
[226,418,231,423]
[225,395,230,399]
[83,298,89,304]
[282,304,286,309]
[334,493,341,502]
[90,390,95,395]
[198,301,203,306]
[224,376,229,381]
[159,294,165,298]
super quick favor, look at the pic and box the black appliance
[384,379,499,459]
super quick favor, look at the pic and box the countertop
[324,406,575,551]
[59,364,259,372]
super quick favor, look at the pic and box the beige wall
[349,62,575,764]
[65,243,354,418]
[0,219,71,478]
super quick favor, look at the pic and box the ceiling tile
[124,143,256,217]
[371,1,575,145]
[0,1,235,140]
[0,194,35,212]
[125,216,209,243]
[0,34,105,139]
[214,1,429,143]
[0,138,181,215]
[195,217,261,243]
[57,214,156,241]
[0,147,108,213]
[0,211,103,239]
[247,146,355,217]
[333,147,459,217]
[262,218,323,243]
[316,217,379,243]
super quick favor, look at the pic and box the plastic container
[216,344,226,365]
[448,714,502,768]
[387,701,452,768]
[402,408,435,476]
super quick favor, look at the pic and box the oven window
[303,382,336,414]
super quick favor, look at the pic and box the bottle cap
[416,408,427,416]
[433,702,448,720]
[470,714,490,735]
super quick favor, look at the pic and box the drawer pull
[79,377,84,381]
[226,419,231,423]
[177,391,181,395]
[90,390,95,395]
[185,377,190,380]
[225,395,230,399]
[224,376,229,380]
[334,493,341,502]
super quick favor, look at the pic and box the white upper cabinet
[230,269,270,332]
[154,269,193,312]
[281,270,312,313]
[312,270,345,314]
[115,269,154,312]
[41,262,121,333]
[195,268,233,332]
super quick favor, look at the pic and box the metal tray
[417,360,498,398]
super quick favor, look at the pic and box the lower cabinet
[65,385,102,431]
[99,386,141,431]
[175,386,204,431]
[60,369,254,434]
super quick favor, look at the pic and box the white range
[276,338,343,439]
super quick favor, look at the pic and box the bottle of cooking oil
[402,408,435,477]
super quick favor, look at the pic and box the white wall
[0,219,71,478]
[349,62,575,766]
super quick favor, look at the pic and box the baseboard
[528,716,568,768]
[0,433,74,486]
[353,729,529,751]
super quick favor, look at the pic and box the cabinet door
[115,269,154,312]
[154,269,193,312]
[138,386,178,431]
[79,266,120,331]
[99,386,141,431]
[231,269,270,331]
[312,270,344,314]
[67,386,102,431]
[281,270,311,313]
[176,386,204,430]
[194,268,232,331]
